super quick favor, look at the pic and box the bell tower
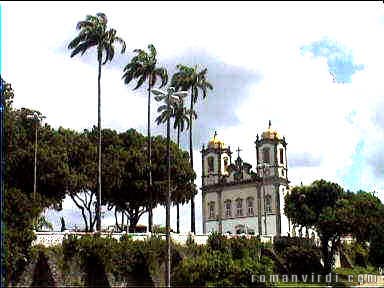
[255,121,289,236]
[201,131,232,186]
[201,131,232,233]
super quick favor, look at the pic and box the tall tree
[284,179,351,274]
[68,12,126,231]
[122,44,168,232]
[171,64,213,233]
[156,99,196,233]
[103,129,196,232]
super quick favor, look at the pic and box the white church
[201,121,293,237]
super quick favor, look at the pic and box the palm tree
[122,44,168,232]
[171,65,213,233]
[68,12,126,232]
[156,99,196,233]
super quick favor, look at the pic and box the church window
[247,197,254,216]
[265,195,272,213]
[208,201,215,219]
[225,199,232,217]
[207,156,214,173]
[236,198,243,216]
[223,157,229,171]
[280,148,284,164]
[263,148,270,164]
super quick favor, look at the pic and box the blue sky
[301,38,364,84]
[3,1,384,232]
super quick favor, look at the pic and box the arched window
[262,147,270,164]
[223,156,229,171]
[236,198,243,216]
[265,195,272,213]
[208,201,215,219]
[224,199,232,217]
[280,148,284,164]
[247,197,254,216]
[207,156,214,173]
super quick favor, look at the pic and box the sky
[2,1,384,233]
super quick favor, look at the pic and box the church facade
[201,122,292,236]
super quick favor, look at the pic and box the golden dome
[208,131,225,148]
[261,121,281,140]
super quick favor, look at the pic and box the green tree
[122,44,168,232]
[171,64,213,233]
[68,12,126,232]
[4,188,41,285]
[103,129,196,232]
[156,98,196,233]
[284,179,350,273]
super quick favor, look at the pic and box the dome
[261,121,281,140]
[208,131,225,148]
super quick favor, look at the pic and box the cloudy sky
[3,1,384,233]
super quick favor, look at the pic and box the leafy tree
[346,190,383,244]
[156,96,196,233]
[3,80,70,284]
[103,129,196,232]
[4,188,41,285]
[171,64,213,233]
[68,12,126,231]
[122,43,168,232]
[5,87,69,209]
[284,179,349,273]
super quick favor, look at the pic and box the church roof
[261,120,281,141]
[208,131,226,149]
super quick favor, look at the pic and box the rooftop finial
[268,120,271,129]
[213,130,218,140]
[236,146,242,159]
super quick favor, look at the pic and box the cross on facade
[236,146,242,159]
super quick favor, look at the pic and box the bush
[173,250,274,287]
[342,241,369,267]
[283,246,323,275]
[207,231,230,252]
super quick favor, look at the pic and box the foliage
[285,181,384,273]
[122,43,167,90]
[5,95,69,208]
[34,215,54,231]
[173,249,274,287]
[368,221,384,267]
[342,241,369,267]
[102,129,196,231]
[68,12,126,65]
[273,236,317,256]
[3,188,41,285]
[285,179,350,273]
[283,246,322,275]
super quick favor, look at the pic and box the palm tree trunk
[177,125,180,234]
[147,79,153,232]
[189,90,195,233]
[96,55,102,232]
